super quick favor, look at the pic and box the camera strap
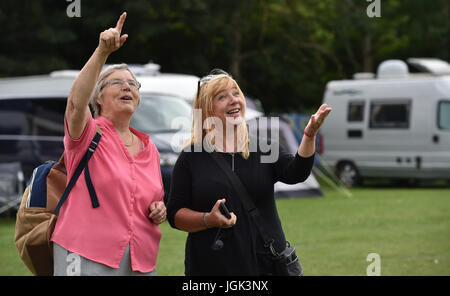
[210,152,279,255]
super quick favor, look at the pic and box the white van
[0,64,197,202]
[320,58,450,186]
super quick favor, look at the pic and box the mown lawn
[1,183,449,276]
[277,186,450,275]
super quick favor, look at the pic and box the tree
[1,0,448,113]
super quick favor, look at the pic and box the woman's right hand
[66,12,129,140]
[98,12,128,56]
[205,199,237,228]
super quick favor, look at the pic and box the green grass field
[1,182,449,276]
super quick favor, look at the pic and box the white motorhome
[320,58,450,186]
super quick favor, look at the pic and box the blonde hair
[89,63,139,118]
[187,71,250,159]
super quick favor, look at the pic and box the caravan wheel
[337,162,361,188]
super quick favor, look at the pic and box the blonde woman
[167,69,331,275]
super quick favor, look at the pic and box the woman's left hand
[149,201,166,224]
[304,103,332,137]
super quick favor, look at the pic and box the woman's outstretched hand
[304,103,332,136]
[98,12,128,56]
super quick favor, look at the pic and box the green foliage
[0,0,448,112]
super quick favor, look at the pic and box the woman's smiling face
[211,80,245,127]
[97,69,140,118]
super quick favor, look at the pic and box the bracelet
[304,130,316,139]
[203,213,211,229]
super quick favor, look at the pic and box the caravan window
[438,101,450,130]
[369,101,411,129]
[347,101,364,122]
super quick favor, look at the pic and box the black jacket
[167,140,314,276]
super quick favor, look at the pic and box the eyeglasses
[101,79,141,91]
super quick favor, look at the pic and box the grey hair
[89,63,139,118]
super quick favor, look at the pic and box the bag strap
[210,152,278,253]
[54,126,102,215]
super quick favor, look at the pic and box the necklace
[124,133,134,147]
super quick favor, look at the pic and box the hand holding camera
[205,199,236,229]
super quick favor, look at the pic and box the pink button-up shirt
[51,115,164,272]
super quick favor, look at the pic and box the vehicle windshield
[131,93,192,133]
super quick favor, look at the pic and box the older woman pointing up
[51,12,166,276]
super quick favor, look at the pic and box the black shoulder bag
[210,152,303,276]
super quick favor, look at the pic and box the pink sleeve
[63,114,96,174]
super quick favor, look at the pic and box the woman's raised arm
[65,12,128,139]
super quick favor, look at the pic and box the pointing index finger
[115,12,127,33]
